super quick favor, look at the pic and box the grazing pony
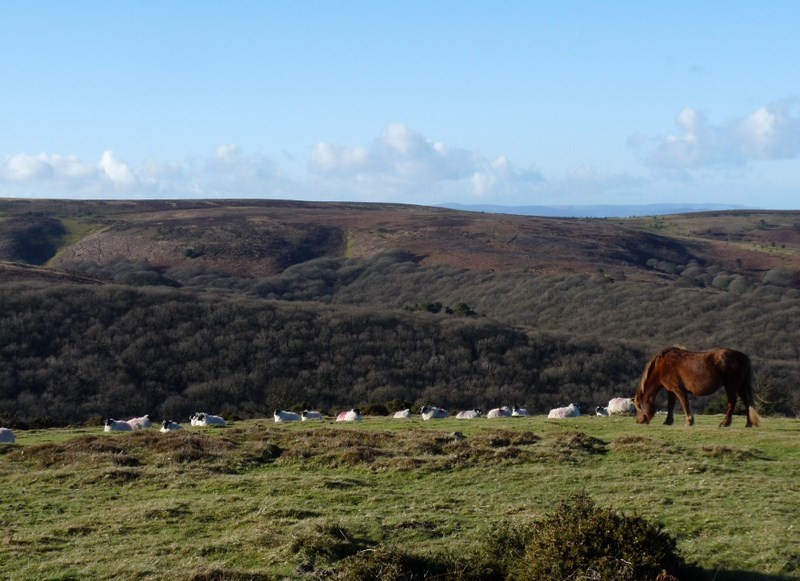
[634,346,760,427]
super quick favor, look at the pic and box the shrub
[470,493,684,581]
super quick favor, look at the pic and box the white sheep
[274,410,301,423]
[191,412,227,426]
[160,420,183,432]
[393,409,412,419]
[456,408,482,420]
[512,405,529,417]
[607,397,636,415]
[0,427,15,444]
[336,409,363,422]
[104,419,133,432]
[548,403,581,419]
[486,406,512,418]
[127,414,152,430]
[301,410,324,421]
[595,406,610,416]
[420,405,448,420]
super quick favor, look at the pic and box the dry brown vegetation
[2,199,798,285]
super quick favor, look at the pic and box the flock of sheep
[102,412,228,432]
[0,399,637,444]
[272,398,636,423]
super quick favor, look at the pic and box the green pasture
[1,415,798,580]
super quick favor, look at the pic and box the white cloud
[310,123,480,186]
[214,144,240,162]
[0,124,647,205]
[0,146,290,198]
[99,150,137,188]
[307,123,550,203]
[1,153,94,182]
[631,99,800,169]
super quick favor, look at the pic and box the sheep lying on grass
[104,419,133,432]
[190,412,227,427]
[548,403,581,419]
[274,410,301,423]
[127,415,152,430]
[336,409,363,422]
[0,427,15,444]
[421,406,448,420]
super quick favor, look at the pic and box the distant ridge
[439,202,749,218]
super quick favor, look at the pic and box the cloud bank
[0,124,552,203]
[630,99,800,169]
[2,101,797,207]
[309,123,546,200]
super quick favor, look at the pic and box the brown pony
[634,346,760,427]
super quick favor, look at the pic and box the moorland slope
[1,199,798,425]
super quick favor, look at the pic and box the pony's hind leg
[737,383,761,427]
[720,385,737,427]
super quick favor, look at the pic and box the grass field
[1,415,798,580]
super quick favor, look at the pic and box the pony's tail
[748,406,761,428]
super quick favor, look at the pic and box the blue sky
[2,1,799,208]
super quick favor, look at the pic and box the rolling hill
[1,198,798,425]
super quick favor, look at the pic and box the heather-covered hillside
[1,199,798,425]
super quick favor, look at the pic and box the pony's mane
[636,345,688,397]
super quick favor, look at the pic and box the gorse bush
[504,493,682,581]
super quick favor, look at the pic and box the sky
[2,1,799,209]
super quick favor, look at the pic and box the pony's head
[634,392,656,424]
[634,352,664,424]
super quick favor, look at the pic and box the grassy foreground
[1,415,798,580]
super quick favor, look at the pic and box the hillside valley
[1,198,799,425]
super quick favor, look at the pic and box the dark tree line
[4,249,799,426]
[0,283,651,426]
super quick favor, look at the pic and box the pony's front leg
[663,391,676,425]
[674,388,694,426]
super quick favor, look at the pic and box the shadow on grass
[695,570,797,581]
